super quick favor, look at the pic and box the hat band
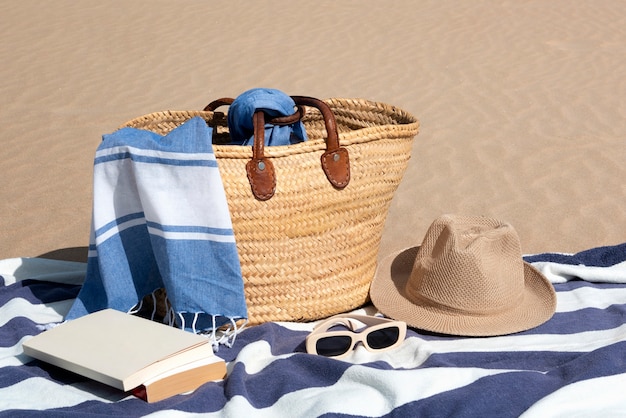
[406,286,526,317]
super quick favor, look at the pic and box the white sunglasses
[306,314,407,359]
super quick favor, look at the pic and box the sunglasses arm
[311,314,396,333]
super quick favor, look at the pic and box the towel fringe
[128,290,245,350]
[205,317,248,352]
[127,289,160,321]
[176,311,247,351]
[127,298,144,315]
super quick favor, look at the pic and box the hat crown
[406,215,525,314]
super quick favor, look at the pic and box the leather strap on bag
[291,96,350,192]
[204,96,350,201]
[246,111,276,200]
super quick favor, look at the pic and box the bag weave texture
[121,98,420,325]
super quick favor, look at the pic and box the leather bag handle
[204,96,350,201]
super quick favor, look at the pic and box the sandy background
[1,1,624,264]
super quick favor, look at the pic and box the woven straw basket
[121,97,419,325]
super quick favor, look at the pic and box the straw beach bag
[121,96,419,325]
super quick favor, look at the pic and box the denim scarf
[227,88,307,145]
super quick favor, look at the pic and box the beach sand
[1,1,625,263]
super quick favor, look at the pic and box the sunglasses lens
[366,326,400,350]
[315,335,353,357]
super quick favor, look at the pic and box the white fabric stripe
[305,366,512,417]
[534,260,626,284]
[134,164,233,229]
[231,341,296,375]
[556,285,626,313]
[0,298,70,328]
[92,161,232,231]
[93,218,237,245]
[519,373,626,417]
[406,324,626,356]
[95,217,146,245]
[0,336,40,368]
[146,366,514,418]
[0,257,86,286]
[0,377,121,410]
[92,162,143,230]
[95,145,216,162]
[147,226,236,243]
[0,298,73,368]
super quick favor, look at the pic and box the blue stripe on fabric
[419,350,581,372]
[553,279,626,291]
[145,222,234,236]
[225,353,351,409]
[0,317,45,348]
[94,212,145,239]
[413,305,626,341]
[0,363,66,390]
[410,284,626,340]
[536,306,626,334]
[0,281,79,313]
[94,152,219,168]
[525,243,626,267]
[218,322,311,362]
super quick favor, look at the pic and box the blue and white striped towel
[66,117,248,333]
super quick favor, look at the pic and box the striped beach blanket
[1,243,625,417]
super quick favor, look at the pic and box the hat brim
[370,246,557,336]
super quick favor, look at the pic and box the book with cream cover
[22,309,226,402]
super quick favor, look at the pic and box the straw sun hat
[370,214,556,336]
